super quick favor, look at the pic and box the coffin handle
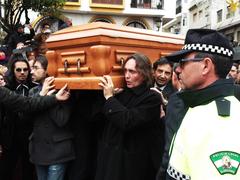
[77,58,81,74]
[120,57,124,66]
[64,60,68,74]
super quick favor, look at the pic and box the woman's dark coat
[95,84,163,180]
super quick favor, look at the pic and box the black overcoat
[95,83,163,180]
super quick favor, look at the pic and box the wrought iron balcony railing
[130,0,164,9]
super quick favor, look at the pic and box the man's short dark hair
[34,55,48,70]
[232,62,238,69]
[195,52,233,79]
[153,57,173,71]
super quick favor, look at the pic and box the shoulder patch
[210,151,240,175]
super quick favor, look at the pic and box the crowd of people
[0,24,239,180]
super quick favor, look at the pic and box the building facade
[31,0,176,33]
[188,0,240,44]
[162,0,189,35]
[165,0,240,44]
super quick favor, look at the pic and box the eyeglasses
[179,58,203,68]
[15,68,29,72]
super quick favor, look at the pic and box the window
[205,14,209,22]
[126,21,146,29]
[131,0,162,9]
[217,9,222,22]
[157,0,164,9]
[182,16,187,26]
[193,13,197,22]
[226,7,234,19]
[226,33,234,42]
[91,0,123,5]
[89,16,115,24]
[65,0,80,6]
[199,10,203,19]
[93,18,113,23]
[205,6,209,17]
[90,0,124,8]
[237,31,240,42]
[123,17,150,29]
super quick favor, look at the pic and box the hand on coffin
[40,76,56,96]
[114,88,123,95]
[98,75,115,100]
[55,84,70,101]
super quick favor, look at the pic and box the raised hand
[98,75,115,100]
[55,84,70,101]
[39,76,55,96]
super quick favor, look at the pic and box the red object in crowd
[0,51,6,60]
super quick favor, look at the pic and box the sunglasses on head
[15,68,29,72]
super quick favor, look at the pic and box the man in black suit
[153,57,175,100]
[152,58,176,110]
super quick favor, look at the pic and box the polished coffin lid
[46,22,184,89]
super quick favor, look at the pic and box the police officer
[157,29,240,179]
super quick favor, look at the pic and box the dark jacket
[0,86,57,145]
[156,92,186,180]
[7,29,35,54]
[28,86,75,165]
[156,79,236,180]
[95,83,163,180]
[1,81,37,149]
[234,84,240,101]
[162,81,176,101]
[0,86,57,111]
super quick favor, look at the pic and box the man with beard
[28,55,75,180]
[0,54,38,180]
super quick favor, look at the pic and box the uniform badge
[210,151,240,175]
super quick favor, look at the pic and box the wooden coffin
[46,22,184,89]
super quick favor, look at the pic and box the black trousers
[0,136,36,180]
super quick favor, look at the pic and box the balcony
[130,0,164,9]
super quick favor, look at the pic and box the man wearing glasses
[0,54,38,180]
[157,29,240,179]
[28,55,75,180]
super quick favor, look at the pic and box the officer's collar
[178,79,234,107]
